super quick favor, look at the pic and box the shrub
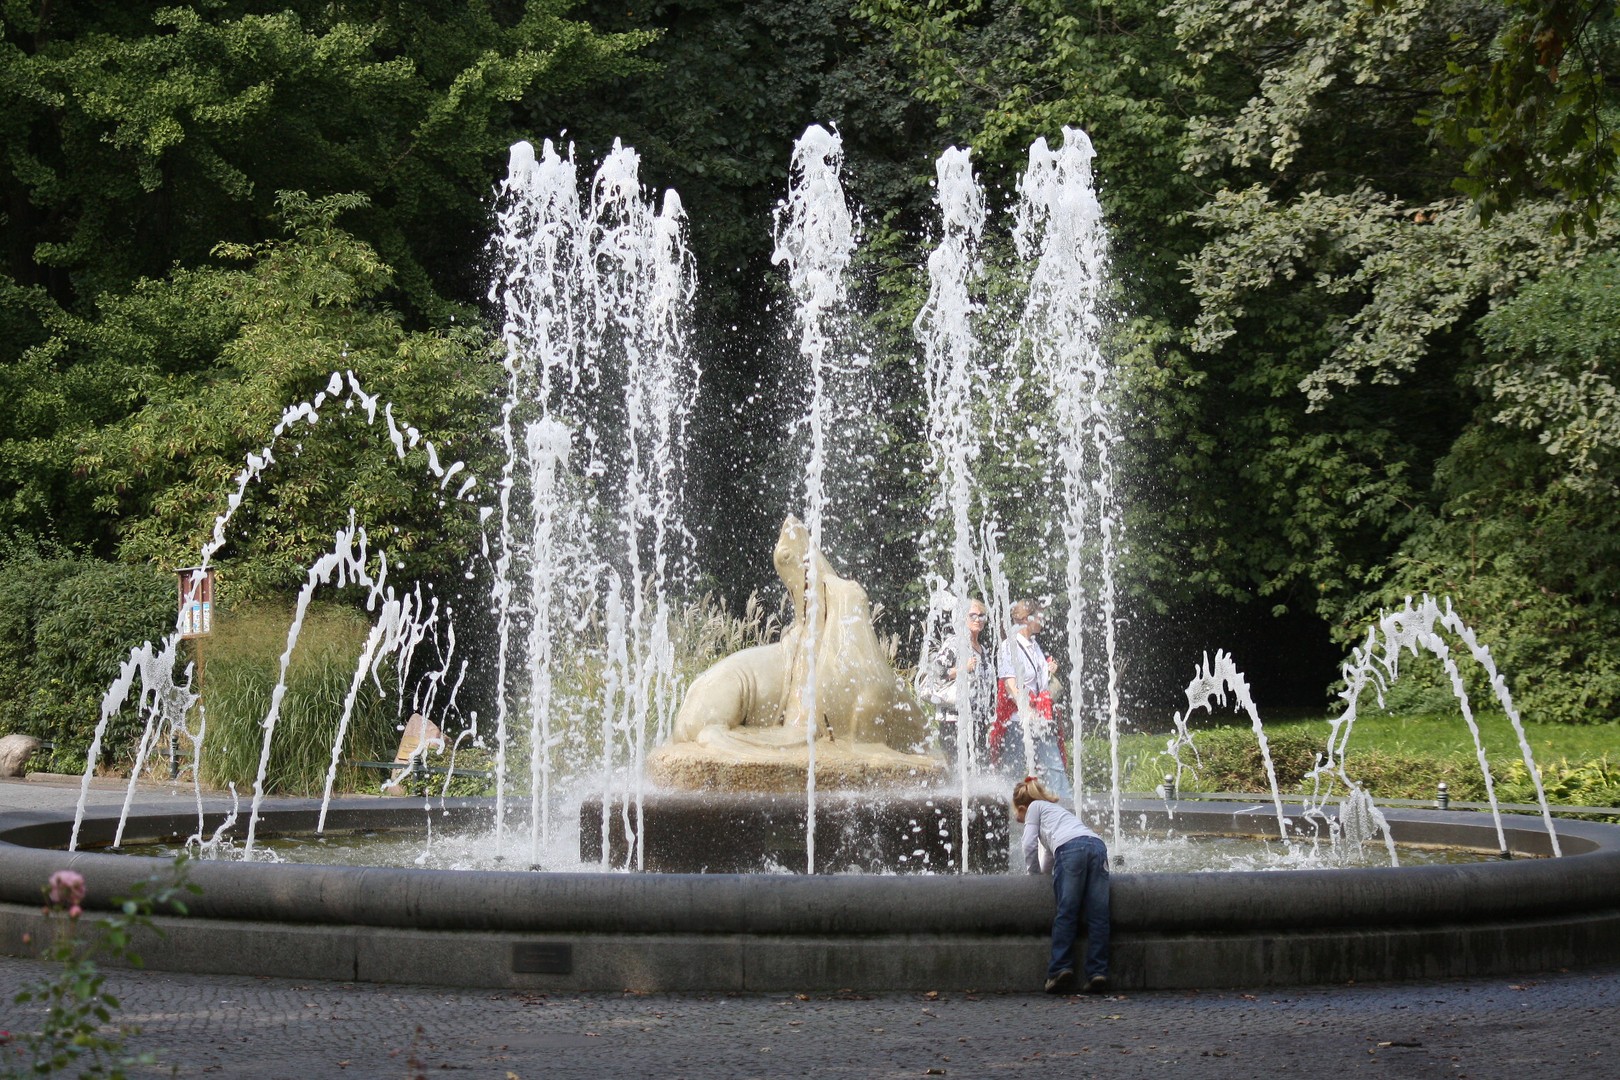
[1337,423,1620,726]
[1497,755,1620,813]
[0,541,174,771]
[389,743,497,798]
[669,591,787,681]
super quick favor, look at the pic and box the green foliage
[1420,0,1620,233]
[198,600,399,796]
[1073,728,1187,794]
[1342,426,1620,724]
[1167,727,1327,791]
[0,541,173,771]
[1160,0,1620,652]
[1474,250,1620,492]
[855,0,1472,633]
[38,194,504,593]
[1319,709,1620,762]
[1182,190,1609,405]
[1163,725,1491,801]
[859,0,1199,240]
[0,1,651,318]
[550,1,934,297]
[1170,0,1466,191]
[6,858,197,1079]
[539,1,948,607]
[383,743,498,798]
[856,0,1214,609]
[2,0,1619,735]
[433,745,499,798]
[1497,754,1620,811]
[0,1,645,600]
[1154,712,1620,804]
[1339,254,1620,724]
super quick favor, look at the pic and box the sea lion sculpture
[650,516,941,791]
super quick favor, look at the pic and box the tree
[1420,0,1620,232]
[0,1,651,321]
[0,1,644,580]
[856,1,1390,637]
[533,0,948,607]
[34,192,503,594]
[1169,0,1620,718]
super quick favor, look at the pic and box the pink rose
[47,869,85,917]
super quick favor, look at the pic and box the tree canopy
[3,0,1619,724]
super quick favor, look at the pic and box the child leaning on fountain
[1013,777,1111,995]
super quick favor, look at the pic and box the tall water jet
[587,143,699,871]
[491,137,698,868]
[1012,128,1121,843]
[916,145,990,859]
[490,137,587,859]
[772,124,858,873]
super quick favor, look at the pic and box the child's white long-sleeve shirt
[1021,800,1101,873]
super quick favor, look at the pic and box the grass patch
[1070,711,1620,809]
[198,601,400,796]
[187,591,788,799]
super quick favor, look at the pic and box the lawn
[1074,710,1620,808]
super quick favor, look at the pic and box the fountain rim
[2,796,1617,939]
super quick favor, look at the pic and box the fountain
[584,513,1001,873]
[4,127,1620,992]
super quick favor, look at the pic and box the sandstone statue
[649,517,941,791]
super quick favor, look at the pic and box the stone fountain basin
[2,797,1618,992]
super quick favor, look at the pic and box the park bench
[347,714,491,790]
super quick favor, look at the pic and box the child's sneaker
[1043,969,1077,994]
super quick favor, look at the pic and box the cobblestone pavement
[2,957,1615,1079]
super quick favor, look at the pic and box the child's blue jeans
[1049,835,1110,980]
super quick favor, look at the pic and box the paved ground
[0,772,231,813]
[5,776,1616,1079]
[2,959,1615,1079]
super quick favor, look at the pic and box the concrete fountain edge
[1,797,1617,992]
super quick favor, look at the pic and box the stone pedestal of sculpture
[580,789,1010,873]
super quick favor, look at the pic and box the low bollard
[1163,774,1177,802]
[1436,781,1449,810]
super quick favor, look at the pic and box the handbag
[921,650,961,711]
